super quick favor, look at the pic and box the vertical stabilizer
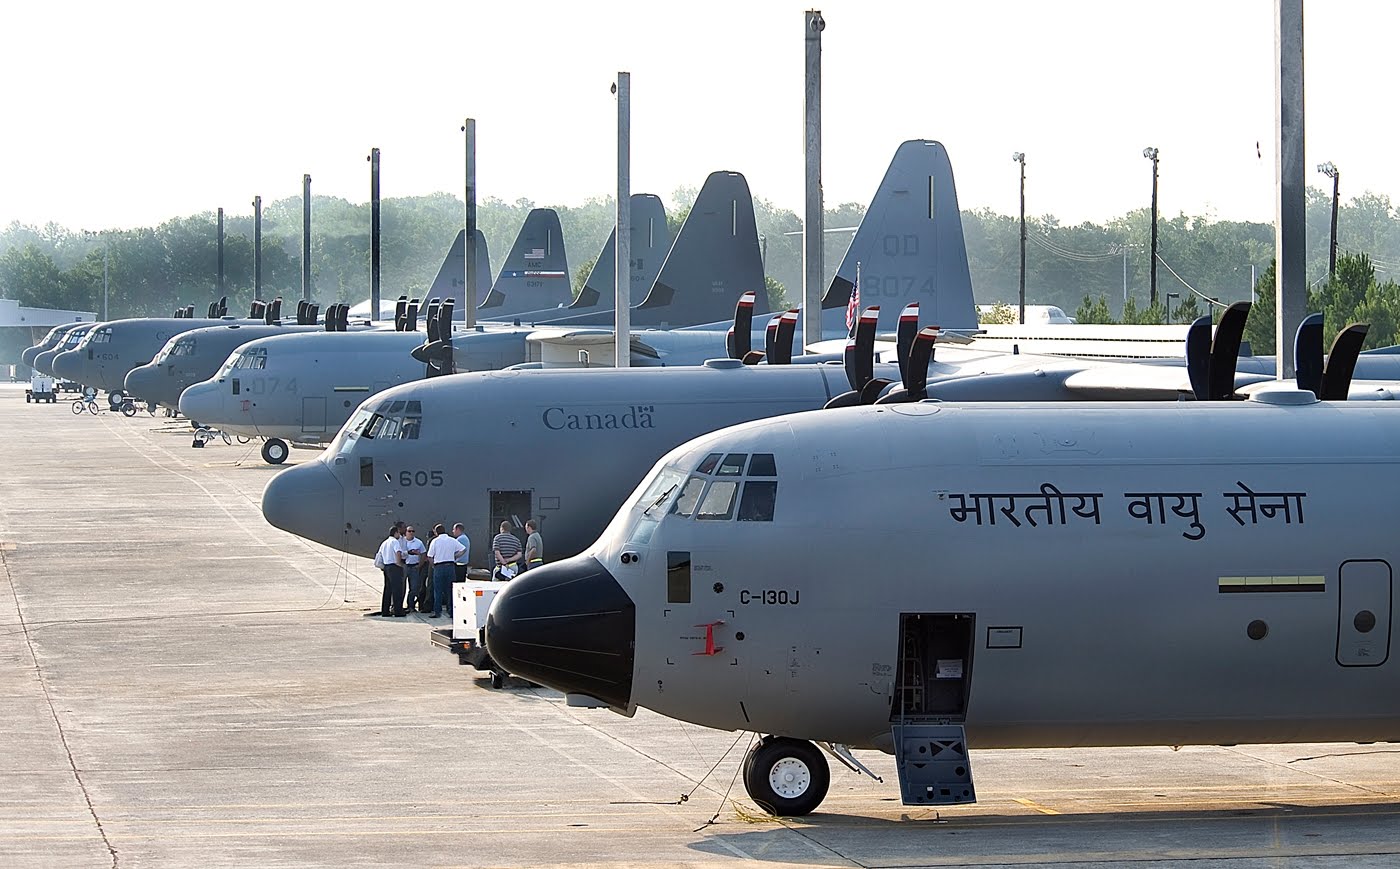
[479,208,570,316]
[424,230,492,316]
[821,140,977,333]
[569,194,670,311]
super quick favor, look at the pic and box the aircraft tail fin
[479,209,569,316]
[424,230,491,315]
[821,140,978,333]
[633,171,767,327]
[568,194,670,311]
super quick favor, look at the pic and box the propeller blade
[407,299,421,333]
[895,302,919,388]
[728,291,756,360]
[842,335,859,391]
[394,297,408,332]
[218,296,227,317]
[439,298,455,330]
[1293,312,1325,396]
[907,325,937,401]
[1320,323,1370,400]
[771,309,799,366]
[1207,301,1251,400]
[249,301,260,318]
[295,300,306,325]
[185,304,195,318]
[206,302,217,318]
[853,306,881,391]
[270,297,282,322]
[763,315,781,361]
[264,301,275,325]
[860,377,894,405]
[1184,315,1212,400]
[741,350,766,365]
[308,303,319,326]
[323,303,335,331]
[823,389,861,409]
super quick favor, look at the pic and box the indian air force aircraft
[483,391,1400,816]
[183,174,767,461]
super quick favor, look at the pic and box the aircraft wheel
[261,438,289,465]
[107,390,124,411]
[742,737,829,817]
[490,671,505,689]
[120,400,137,417]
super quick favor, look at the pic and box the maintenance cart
[25,373,56,403]
[429,578,513,687]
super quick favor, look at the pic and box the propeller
[338,302,350,332]
[824,306,881,408]
[1184,301,1250,400]
[295,300,307,325]
[270,297,282,322]
[307,303,320,327]
[394,295,409,332]
[747,314,782,365]
[264,301,276,325]
[324,303,341,332]
[250,300,266,320]
[206,301,218,318]
[218,296,228,317]
[895,303,919,387]
[407,298,423,332]
[769,309,800,366]
[174,306,184,318]
[1293,312,1325,397]
[424,298,442,343]
[1320,323,1369,400]
[877,325,939,405]
[414,298,456,376]
[184,304,195,318]
[726,291,757,360]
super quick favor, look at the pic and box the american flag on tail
[846,263,862,333]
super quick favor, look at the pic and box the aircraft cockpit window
[362,407,421,440]
[230,348,268,370]
[695,453,722,475]
[716,454,746,476]
[388,400,406,414]
[639,468,685,517]
[170,338,196,357]
[737,481,778,521]
[90,328,112,344]
[669,476,706,517]
[747,453,777,477]
[695,480,739,520]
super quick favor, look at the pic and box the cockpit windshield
[64,327,91,347]
[361,398,422,441]
[87,327,112,345]
[331,407,376,455]
[154,336,196,364]
[617,450,778,547]
[219,346,267,376]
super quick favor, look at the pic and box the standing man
[401,525,428,613]
[523,519,544,573]
[452,522,471,584]
[427,523,466,619]
[491,521,522,580]
[376,524,406,618]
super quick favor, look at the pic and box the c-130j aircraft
[484,392,1400,816]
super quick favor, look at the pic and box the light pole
[1166,291,1180,324]
[1317,161,1339,280]
[83,230,109,319]
[1143,146,1160,306]
[1011,151,1026,325]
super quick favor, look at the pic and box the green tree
[573,256,597,297]
[1075,293,1114,324]
[765,275,788,310]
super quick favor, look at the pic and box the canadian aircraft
[484,390,1400,816]
[183,172,759,462]
[22,322,88,370]
[33,322,96,379]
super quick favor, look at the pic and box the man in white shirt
[401,525,428,613]
[376,525,406,617]
[427,523,467,619]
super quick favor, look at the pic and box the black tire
[261,438,289,464]
[107,390,124,411]
[490,671,505,689]
[120,400,137,417]
[742,737,830,816]
[71,400,84,415]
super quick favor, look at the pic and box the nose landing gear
[741,736,830,816]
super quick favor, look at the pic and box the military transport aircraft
[183,172,765,462]
[33,322,96,378]
[22,322,86,370]
[485,391,1400,816]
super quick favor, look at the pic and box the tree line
[5,184,1400,351]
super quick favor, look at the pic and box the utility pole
[368,148,381,323]
[252,195,263,302]
[462,118,478,328]
[302,174,312,302]
[216,207,225,299]
[802,9,825,350]
[1317,161,1339,280]
[1275,0,1306,380]
[1012,152,1026,324]
[614,73,631,368]
[1142,147,1159,307]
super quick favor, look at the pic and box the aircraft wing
[1061,364,1273,400]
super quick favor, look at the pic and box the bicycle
[71,395,100,415]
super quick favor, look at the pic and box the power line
[1154,253,1227,309]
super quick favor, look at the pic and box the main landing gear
[261,438,289,465]
[741,736,830,816]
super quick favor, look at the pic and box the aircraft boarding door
[1337,560,1392,667]
[890,612,977,807]
[488,490,531,562]
[301,396,327,434]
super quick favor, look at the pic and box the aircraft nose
[179,382,221,423]
[124,365,157,401]
[22,346,42,367]
[52,351,81,382]
[486,555,636,708]
[261,461,345,547]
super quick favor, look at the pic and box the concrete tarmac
[2,383,1399,868]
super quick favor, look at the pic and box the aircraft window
[639,468,685,516]
[406,400,421,414]
[335,409,374,454]
[360,457,374,487]
[737,481,777,522]
[170,338,196,357]
[747,453,777,477]
[388,400,405,414]
[670,476,706,517]
[400,416,421,440]
[716,454,746,476]
[362,409,420,441]
[90,328,111,344]
[696,480,739,520]
[696,453,722,475]
[231,348,267,370]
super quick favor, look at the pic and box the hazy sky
[2,1,1392,232]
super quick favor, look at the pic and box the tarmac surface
[3,382,1400,868]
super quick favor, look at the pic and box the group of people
[374,519,544,620]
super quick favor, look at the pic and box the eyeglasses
[405,528,415,533]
